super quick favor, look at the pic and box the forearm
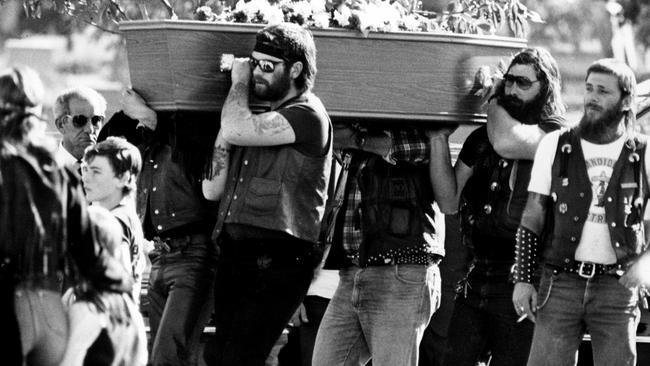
[202,131,231,201]
[220,81,253,142]
[487,101,543,160]
[513,192,548,283]
[428,135,460,214]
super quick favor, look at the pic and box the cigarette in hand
[516,313,528,323]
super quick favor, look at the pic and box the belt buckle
[578,262,595,279]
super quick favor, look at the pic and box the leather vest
[460,134,531,260]
[213,140,332,244]
[357,154,444,266]
[544,129,648,266]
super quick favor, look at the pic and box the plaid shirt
[342,129,430,264]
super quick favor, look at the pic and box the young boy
[82,136,146,302]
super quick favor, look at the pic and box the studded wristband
[513,226,539,284]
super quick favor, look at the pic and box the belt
[153,233,210,252]
[549,261,624,279]
[366,254,443,267]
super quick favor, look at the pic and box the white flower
[312,11,330,28]
[290,1,313,20]
[310,0,326,14]
[264,6,285,24]
[333,5,351,27]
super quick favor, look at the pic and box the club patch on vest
[621,182,638,189]
[389,178,408,200]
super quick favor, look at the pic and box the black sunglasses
[503,74,540,90]
[249,57,285,73]
[65,114,104,128]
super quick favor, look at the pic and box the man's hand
[512,282,538,323]
[333,124,358,150]
[121,88,157,130]
[619,251,650,288]
[425,125,458,141]
[288,303,308,327]
[231,57,252,85]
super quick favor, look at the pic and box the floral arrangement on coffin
[9,0,542,38]
[197,0,542,37]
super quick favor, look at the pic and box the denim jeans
[527,267,640,366]
[13,287,68,366]
[211,237,319,366]
[148,240,217,366]
[312,264,440,366]
[443,265,533,366]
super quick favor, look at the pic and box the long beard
[496,94,544,124]
[253,71,291,101]
[578,101,625,141]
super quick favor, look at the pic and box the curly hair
[497,47,566,121]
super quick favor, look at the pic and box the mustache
[585,102,602,111]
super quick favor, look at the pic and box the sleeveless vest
[544,129,648,267]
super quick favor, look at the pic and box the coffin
[120,20,526,124]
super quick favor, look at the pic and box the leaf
[527,10,544,24]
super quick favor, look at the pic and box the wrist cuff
[513,226,539,284]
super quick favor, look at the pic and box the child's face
[81,155,125,207]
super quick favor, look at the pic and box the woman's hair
[0,66,45,143]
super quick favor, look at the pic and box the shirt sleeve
[527,130,561,196]
[458,126,488,168]
[278,104,329,157]
[386,129,429,164]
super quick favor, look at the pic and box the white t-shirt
[529,130,650,264]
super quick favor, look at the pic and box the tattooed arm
[220,58,297,147]
[202,130,231,201]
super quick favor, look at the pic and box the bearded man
[512,58,650,366]
[428,47,566,366]
[202,22,332,365]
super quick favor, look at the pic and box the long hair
[496,47,566,121]
[586,58,637,134]
[0,67,45,144]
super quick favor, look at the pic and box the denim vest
[357,155,444,265]
[544,130,648,267]
[213,140,332,244]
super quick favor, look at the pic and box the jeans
[313,264,440,366]
[148,240,217,366]
[13,287,68,366]
[527,267,640,366]
[211,237,319,366]
[443,266,533,366]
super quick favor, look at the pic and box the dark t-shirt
[277,92,331,157]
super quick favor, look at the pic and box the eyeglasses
[503,74,540,90]
[249,57,284,73]
[64,114,105,128]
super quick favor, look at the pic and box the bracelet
[513,226,539,283]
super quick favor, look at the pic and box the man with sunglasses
[428,47,566,366]
[202,22,331,365]
[514,58,650,366]
[54,87,106,171]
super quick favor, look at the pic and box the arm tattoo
[252,114,291,136]
[229,82,250,109]
[209,145,229,179]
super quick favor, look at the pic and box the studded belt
[549,261,624,279]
